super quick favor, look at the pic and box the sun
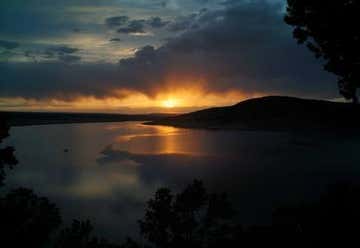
[162,99,177,108]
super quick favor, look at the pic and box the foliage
[0,187,62,248]
[55,219,121,248]
[0,117,17,186]
[285,0,360,103]
[139,180,238,248]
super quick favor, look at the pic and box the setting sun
[162,99,177,108]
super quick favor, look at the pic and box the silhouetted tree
[55,219,122,248]
[0,187,62,248]
[119,238,141,248]
[285,0,360,103]
[55,220,94,248]
[139,180,238,248]
[0,118,17,185]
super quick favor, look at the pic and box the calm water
[3,122,360,242]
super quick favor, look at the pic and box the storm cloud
[105,16,130,27]
[0,40,19,50]
[0,0,337,102]
[147,17,169,28]
[46,45,79,55]
[117,20,146,34]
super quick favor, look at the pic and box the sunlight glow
[0,89,251,113]
[162,99,177,108]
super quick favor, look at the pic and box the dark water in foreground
[3,122,360,242]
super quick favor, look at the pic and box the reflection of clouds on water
[97,145,135,163]
[5,122,360,241]
[64,160,139,198]
[97,144,218,187]
[97,133,360,226]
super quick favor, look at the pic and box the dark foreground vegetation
[147,96,360,130]
[285,0,360,104]
[1,117,360,248]
[0,111,174,127]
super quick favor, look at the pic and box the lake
[3,122,360,242]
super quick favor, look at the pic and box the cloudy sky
[0,0,338,113]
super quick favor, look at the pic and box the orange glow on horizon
[0,88,259,113]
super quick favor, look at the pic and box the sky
[0,0,339,113]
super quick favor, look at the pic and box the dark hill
[146,96,360,130]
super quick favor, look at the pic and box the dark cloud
[117,20,146,34]
[105,16,129,27]
[58,54,81,63]
[40,45,81,63]
[168,21,190,32]
[106,15,169,34]
[109,38,121,42]
[107,15,169,33]
[0,62,119,100]
[167,14,197,32]
[23,50,39,62]
[0,40,19,50]
[113,1,336,97]
[160,1,167,8]
[199,8,208,14]
[220,0,248,7]
[46,45,79,55]
[0,1,338,101]
[147,17,169,28]
[0,1,96,40]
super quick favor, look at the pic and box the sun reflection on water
[107,123,205,155]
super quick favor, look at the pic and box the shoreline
[0,111,175,127]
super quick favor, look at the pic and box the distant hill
[0,111,175,127]
[146,96,360,130]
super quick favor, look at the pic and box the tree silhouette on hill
[139,180,239,248]
[55,219,122,248]
[285,0,360,103]
[0,118,17,185]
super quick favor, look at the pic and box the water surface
[3,122,360,241]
